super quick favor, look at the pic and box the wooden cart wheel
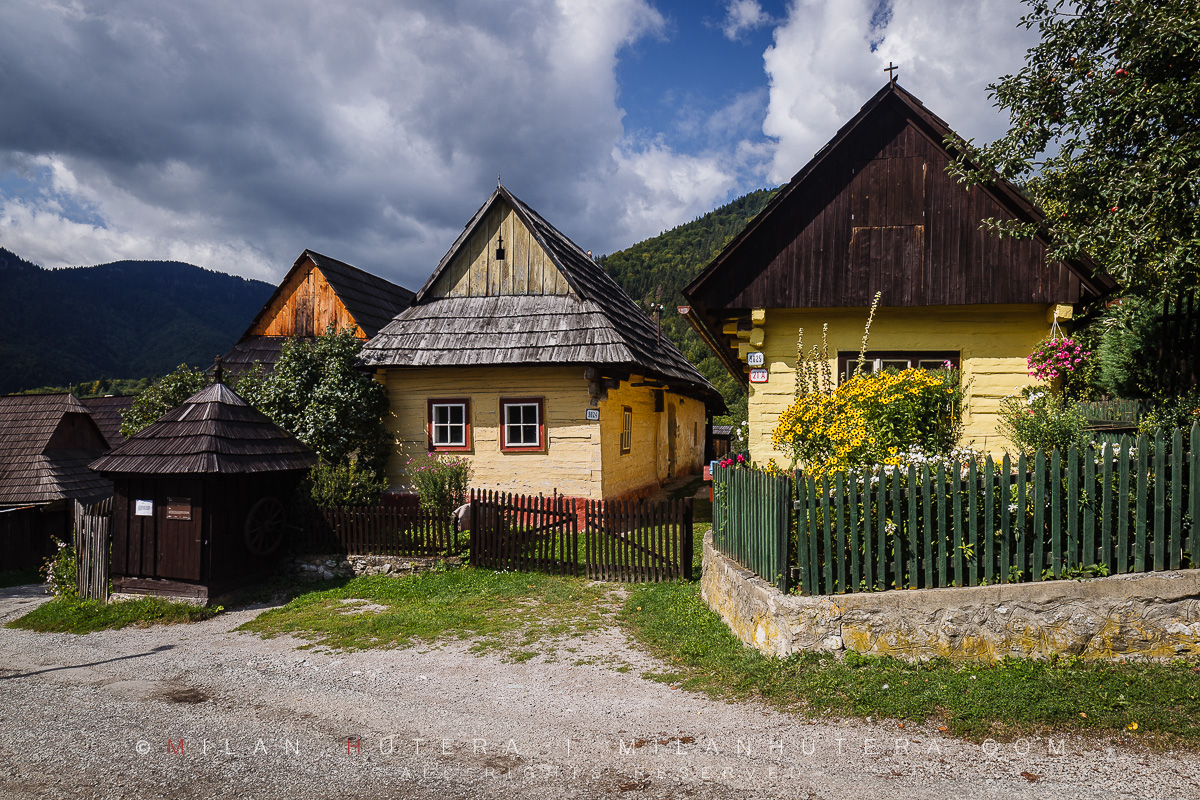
[244,496,287,556]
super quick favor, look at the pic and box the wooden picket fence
[470,490,578,575]
[469,490,694,582]
[291,504,457,556]
[794,424,1200,596]
[711,466,791,592]
[585,496,693,582]
[74,496,112,602]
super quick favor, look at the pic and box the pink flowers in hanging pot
[1027,337,1090,381]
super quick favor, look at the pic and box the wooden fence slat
[849,473,860,592]
[1068,447,1080,570]
[1051,449,1062,579]
[921,465,933,588]
[1170,428,1183,570]
[983,455,995,585]
[1101,443,1114,572]
[1136,435,1148,573]
[892,469,903,589]
[1192,424,1200,569]
[835,473,846,593]
[1154,433,1166,572]
[936,462,948,588]
[1000,454,1011,584]
[1083,445,1096,568]
[968,458,979,587]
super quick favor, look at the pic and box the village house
[0,393,112,570]
[220,249,416,374]
[359,184,725,502]
[683,81,1115,462]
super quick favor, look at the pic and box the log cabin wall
[742,305,1052,462]
[426,202,572,299]
[245,257,362,338]
[380,365,706,501]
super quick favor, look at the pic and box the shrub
[1139,389,1200,438]
[1092,297,1162,399]
[407,452,472,513]
[996,388,1089,457]
[773,367,964,479]
[309,460,389,507]
[41,540,78,598]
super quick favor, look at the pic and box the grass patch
[0,568,41,588]
[8,595,220,633]
[620,581,1200,749]
[239,567,614,655]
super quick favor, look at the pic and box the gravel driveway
[0,584,1196,800]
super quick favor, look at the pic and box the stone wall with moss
[701,532,1200,662]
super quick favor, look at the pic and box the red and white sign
[749,368,769,383]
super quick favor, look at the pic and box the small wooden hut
[89,382,317,601]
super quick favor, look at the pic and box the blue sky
[0,0,1037,287]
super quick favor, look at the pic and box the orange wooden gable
[245,254,363,339]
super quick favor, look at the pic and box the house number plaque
[749,368,769,384]
[585,409,600,421]
[746,351,765,367]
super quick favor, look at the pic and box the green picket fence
[794,424,1200,596]
[711,466,792,592]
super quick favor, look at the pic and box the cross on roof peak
[885,62,899,83]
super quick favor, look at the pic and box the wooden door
[156,480,203,581]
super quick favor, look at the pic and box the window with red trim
[428,399,471,451]
[499,397,545,452]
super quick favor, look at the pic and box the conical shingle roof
[89,383,318,475]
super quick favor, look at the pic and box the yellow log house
[683,82,1115,464]
[360,185,723,501]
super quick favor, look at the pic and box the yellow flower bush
[774,368,964,479]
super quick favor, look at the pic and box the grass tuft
[621,580,1200,749]
[239,567,613,654]
[8,595,220,633]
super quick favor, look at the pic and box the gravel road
[0,583,1196,800]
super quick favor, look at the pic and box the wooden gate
[74,497,112,602]
[469,490,578,575]
[585,497,693,582]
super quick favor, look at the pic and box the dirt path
[0,585,1196,800]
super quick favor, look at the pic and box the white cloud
[722,0,772,41]
[761,0,1037,184]
[0,0,734,285]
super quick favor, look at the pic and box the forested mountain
[598,187,777,421]
[0,248,272,394]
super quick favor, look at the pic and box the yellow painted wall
[379,366,599,498]
[426,201,571,299]
[744,305,1054,465]
[598,379,707,499]
[379,366,708,500]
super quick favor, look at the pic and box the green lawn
[8,595,220,633]
[620,576,1200,749]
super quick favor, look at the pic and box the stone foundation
[285,554,461,581]
[701,531,1200,662]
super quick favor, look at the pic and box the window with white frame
[500,397,544,451]
[838,351,960,382]
[428,399,470,450]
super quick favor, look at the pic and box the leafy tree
[119,363,209,438]
[950,0,1200,293]
[237,326,390,476]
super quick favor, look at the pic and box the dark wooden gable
[685,83,1115,314]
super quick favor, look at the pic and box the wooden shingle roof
[80,395,134,449]
[0,394,112,505]
[362,186,723,407]
[89,383,318,475]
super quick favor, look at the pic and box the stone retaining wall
[285,554,461,581]
[701,531,1200,661]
